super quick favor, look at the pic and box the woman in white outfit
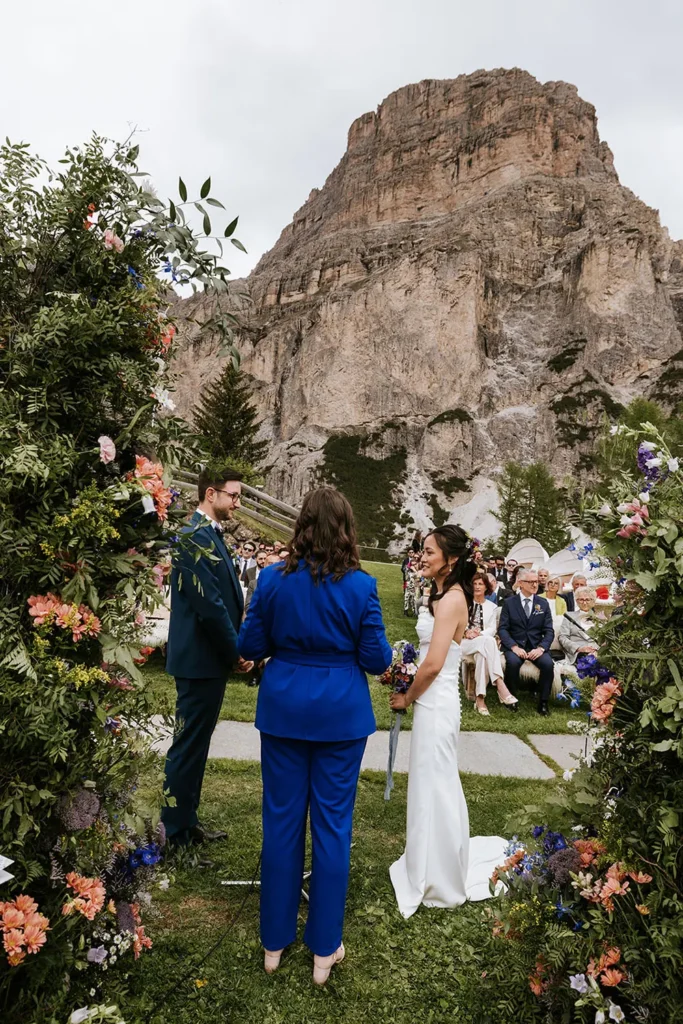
[461,572,518,716]
[388,526,506,919]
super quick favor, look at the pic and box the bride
[388,525,507,918]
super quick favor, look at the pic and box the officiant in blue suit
[238,486,392,985]
[162,467,251,847]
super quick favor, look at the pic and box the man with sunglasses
[163,467,252,848]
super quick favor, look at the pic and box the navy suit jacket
[238,562,392,742]
[498,593,554,653]
[166,512,244,679]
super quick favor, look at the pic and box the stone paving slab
[528,734,593,772]
[151,719,555,780]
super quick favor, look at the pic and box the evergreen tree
[493,461,571,554]
[193,361,269,468]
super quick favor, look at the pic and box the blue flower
[572,920,584,931]
[127,265,145,290]
[532,825,547,838]
[554,899,572,920]
[568,544,576,552]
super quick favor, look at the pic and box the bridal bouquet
[377,640,419,800]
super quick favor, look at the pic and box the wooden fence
[172,470,299,537]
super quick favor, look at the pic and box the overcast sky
[5,0,682,276]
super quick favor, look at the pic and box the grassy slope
[144,562,578,738]
[124,762,554,1024]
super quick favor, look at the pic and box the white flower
[563,768,576,782]
[97,435,116,465]
[597,503,612,517]
[638,492,650,502]
[595,1011,606,1024]
[158,877,170,890]
[114,934,122,944]
[109,946,117,954]
[569,973,589,994]
[645,457,662,469]
[640,440,656,451]
[151,386,176,412]
[609,1004,626,1023]
[103,933,111,941]
[70,1011,91,1024]
[141,495,156,515]
[668,457,680,472]
[89,989,96,998]
[571,824,584,833]
[110,954,117,964]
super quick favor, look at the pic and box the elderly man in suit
[498,568,555,716]
[162,467,252,847]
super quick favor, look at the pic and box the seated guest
[562,572,587,613]
[496,564,522,605]
[245,550,268,612]
[558,587,599,663]
[544,576,567,616]
[498,569,555,716]
[462,573,518,715]
[536,567,549,594]
[493,554,508,584]
[485,573,499,603]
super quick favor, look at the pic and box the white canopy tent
[545,547,586,580]
[505,537,549,566]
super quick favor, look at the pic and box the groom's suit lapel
[191,512,244,611]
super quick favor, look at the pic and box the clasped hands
[511,645,545,661]
[235,656,255,673]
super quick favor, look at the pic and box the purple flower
[58,788,101,831]
[637,443,660,484]
[532,825,547,839]
[87,945,108,964]
[116,901,136,934]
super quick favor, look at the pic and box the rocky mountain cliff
[173,67,683,548]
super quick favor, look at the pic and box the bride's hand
[390,692,410,711]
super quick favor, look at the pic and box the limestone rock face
[172,68,683,546]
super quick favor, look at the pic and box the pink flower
[103,228,124,253]
[98,435,116,464]
[27,594,58,625]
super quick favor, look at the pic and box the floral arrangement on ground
[452,425,683,1024]
[0,136,243,1022]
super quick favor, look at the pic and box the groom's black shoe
[191,824,227,844]
[537,701,550,717]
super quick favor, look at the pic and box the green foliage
[0,135,242,1020]
[550,375,623,452]
[454,421,683,1022]
[193,361,269,469]
[319,432,407,547]
[592,398,683,494]
[546,337,587,373]
[492,461,571,554]
[429,472,469,498]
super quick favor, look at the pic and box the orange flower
[573,838,606,867]
[23,923,47,954]
[3,929,24,955]
[629,871,653,885]
[529,976,545,996]
[64,873,105,920]
[133,924,152,959]
[636,904,650,915]
[7,949,26,966]
[600,968,626,987]
[1,906,25,930]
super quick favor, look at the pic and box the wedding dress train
[390,607,507,918]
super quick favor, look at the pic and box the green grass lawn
[121,761,555,1024]
[143,560,579,738]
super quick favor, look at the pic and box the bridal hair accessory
[378,640,420,800]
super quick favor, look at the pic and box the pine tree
[492,461,570,554]
[194,361,269,468]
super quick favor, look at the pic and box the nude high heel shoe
[264,948,284,974]
[313,943,345,985]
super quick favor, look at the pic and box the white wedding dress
[390,607,507,918]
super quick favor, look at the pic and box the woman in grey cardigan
[558,586,600,664]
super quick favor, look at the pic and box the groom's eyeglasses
[214,488,241,504]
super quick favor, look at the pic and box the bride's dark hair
[425,525,477,616]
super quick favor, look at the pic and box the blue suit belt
[272,650,358,668]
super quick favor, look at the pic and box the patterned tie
[524,598,531,618]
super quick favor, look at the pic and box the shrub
[0,136,242,1020]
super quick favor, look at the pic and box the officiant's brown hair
[282,486,362,582]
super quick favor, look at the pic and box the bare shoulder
[434,586,467,615]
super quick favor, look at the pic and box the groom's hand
[235,656,254,673]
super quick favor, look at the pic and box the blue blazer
[166,512,244,679]
[498,593,554,652]
[238,562,392,742]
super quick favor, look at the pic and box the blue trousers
[259,733,367,957]
[503,650,554,701]
[161,677,226,843]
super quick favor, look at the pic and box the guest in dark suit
[498,568,555,716]
[162,467,251,847]
[562,573,587,613]
[244,550,268,612]
[239,486,392,984]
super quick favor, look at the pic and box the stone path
[151,718,588,780]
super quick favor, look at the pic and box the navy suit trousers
[161,676,226,843]
[503,650,554,701]
[259,733,367,956]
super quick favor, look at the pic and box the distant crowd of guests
[402,537,606,718]
[233,538,290,612]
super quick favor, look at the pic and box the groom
[162,467,251,847]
